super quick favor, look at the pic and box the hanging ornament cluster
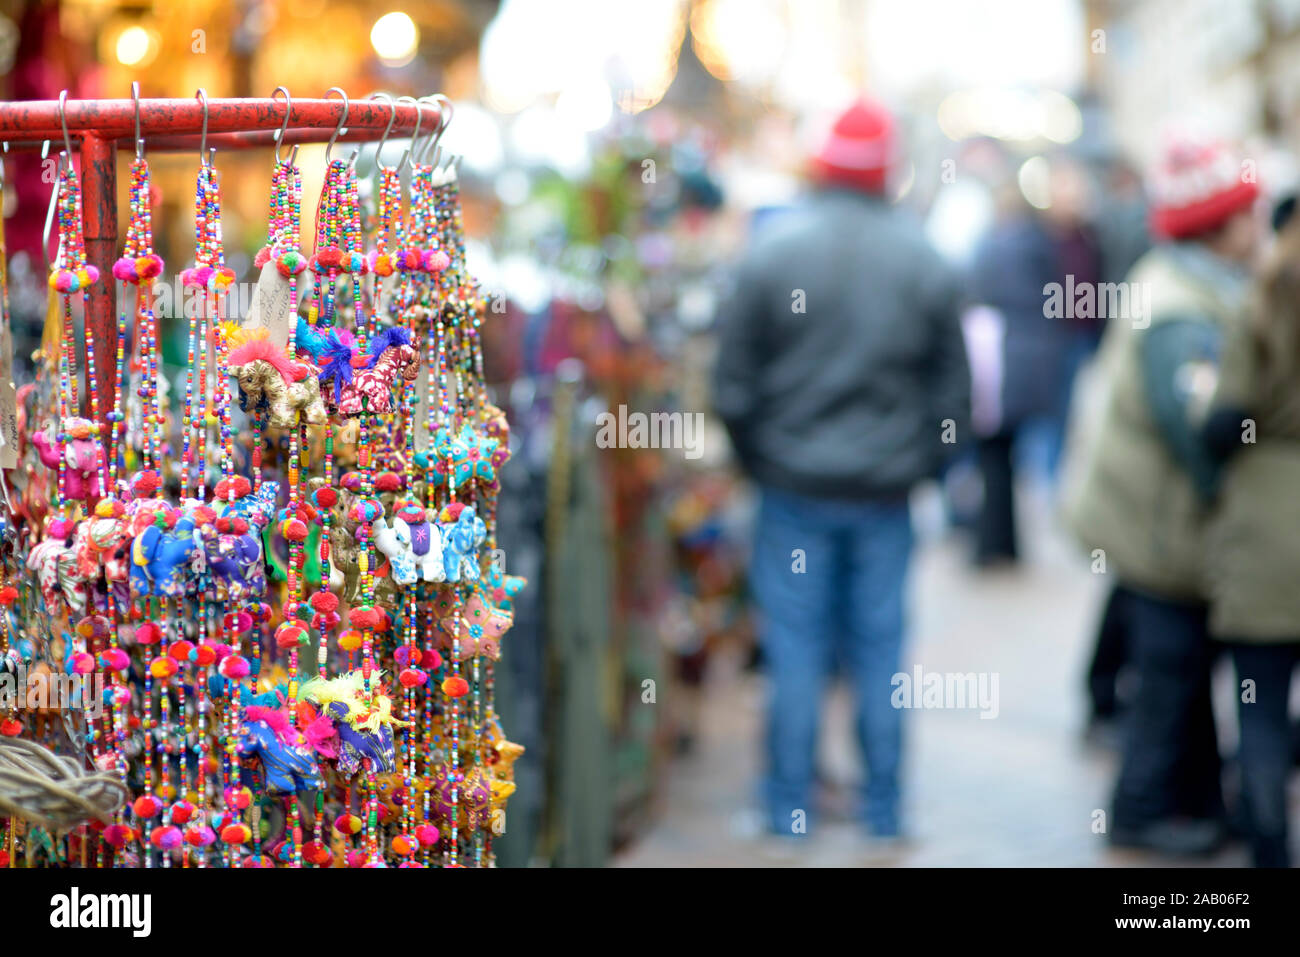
[0,90,525,869]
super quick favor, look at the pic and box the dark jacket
[711,189,970,500]
[970,214,1070,429]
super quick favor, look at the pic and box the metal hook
[395,95,423,172]
[272,86,296,166]
[324,87,349,165]
[131,81,144,160]
[57,91,73,171]
[43,145,60,273]
[196,88,210,167]
[419,94,453,165]
[368,92,397,171]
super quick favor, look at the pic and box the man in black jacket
[712,99,970,841]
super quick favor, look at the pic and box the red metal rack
[0,93,444,431]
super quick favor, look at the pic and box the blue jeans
[750,486,913,835]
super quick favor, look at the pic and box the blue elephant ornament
[130,514,200,598]
[237,705,324,795]
[439,504,486,583]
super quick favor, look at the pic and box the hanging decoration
[0,87,524,869]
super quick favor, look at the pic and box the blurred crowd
[713,97,1300,867]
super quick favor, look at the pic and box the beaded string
[49,156,101,521]
[115,154,164,487]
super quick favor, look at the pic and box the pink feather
[244,705,293,743]
[227,339,301,383]
[303,714,339,757]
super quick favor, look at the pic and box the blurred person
[1201,202,1300,867]
[711,98,970,843]
[1066,135,1261,855]
[967,184,1069,565]
[1081,158,1152,742]
[1033,156,1104,485]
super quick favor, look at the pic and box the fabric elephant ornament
[201,517,266,601]
[27,536,90,615]
[438,503,486,583]
[31,417,101,501]
[130,513,201,598]
[328,327,419,417]
[73,499,131,582]
[215,476,280,528]
[227,335,327,428]
[373,504,444,586]
[299,671,409,777]
[237,705,326,795]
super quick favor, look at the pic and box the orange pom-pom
[221,823,252,845]
[441,676,469,698]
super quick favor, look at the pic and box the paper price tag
[242,260,294,348]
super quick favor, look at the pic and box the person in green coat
[1202,203,1300,867]
[1065,134,1260,856]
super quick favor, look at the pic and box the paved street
[614,485,1260,867]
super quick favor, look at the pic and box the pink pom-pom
[136,254,164,279]
[99,648,130,672]
[219,654,250,679]
[415,824,440,846]
[423,249,450,272]
[112,258,138,282]
[83,264,100,284]
[253,246,272,269]
[47,518,75,539]
[54,271,76,293]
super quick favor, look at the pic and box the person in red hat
[712,98,970,848]
[1066,133,1261,856]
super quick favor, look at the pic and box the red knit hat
[1149,136,1258,239]
[809,98,896,195]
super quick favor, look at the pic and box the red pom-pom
[169,640,195,662]
[190,506,217,526]
[375,472,402,492]
[282,518,309,542]
[314,487,338,508]
[399,667,427,689]
[309,591,339,613]
[133,795,162,819]
[215,475,252,500]
[0,585,18,605]
[0,717,23,737]
[191,644,217,667]
[421,648,442,671]
[275,623,307,650]
[348,607,381,630]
